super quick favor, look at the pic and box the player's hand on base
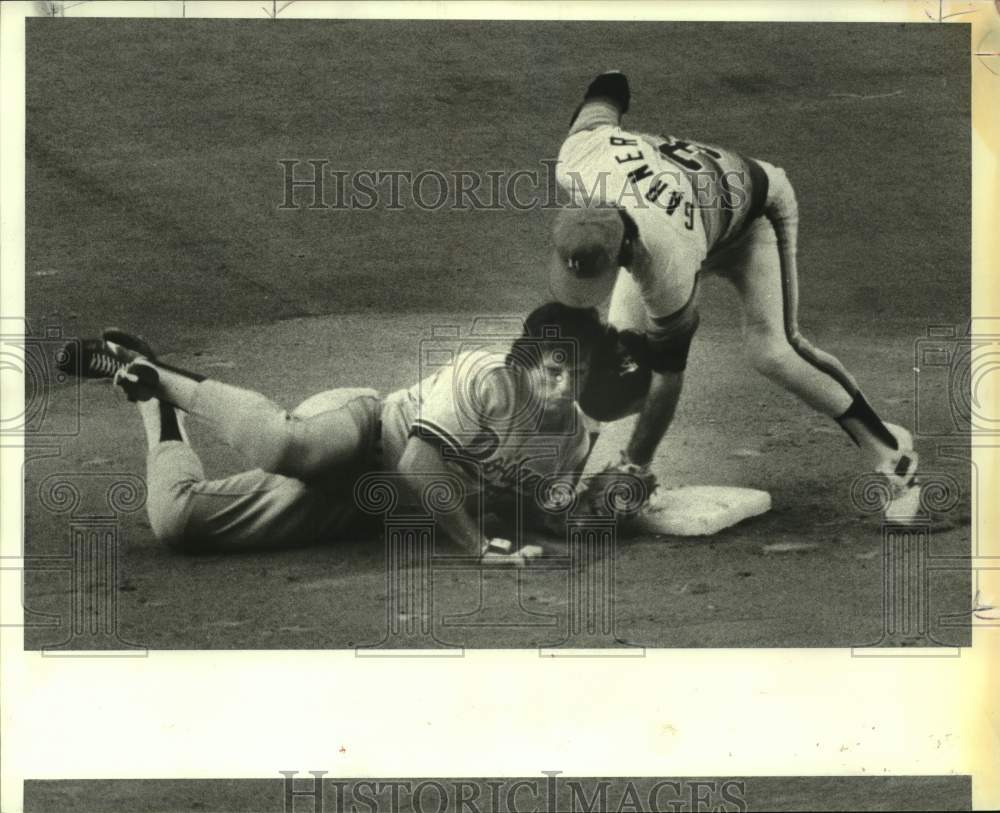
[479,538,539,567]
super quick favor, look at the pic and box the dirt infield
[23,20,971,649]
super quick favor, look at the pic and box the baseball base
[634,486,772,537]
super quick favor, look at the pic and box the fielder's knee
[744,323,793,380]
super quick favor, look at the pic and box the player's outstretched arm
[615,241,700,467]
[623,299,696,467]
[626,369,684,467]
[397,436,489,557]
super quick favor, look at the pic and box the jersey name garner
[608,133,753,249]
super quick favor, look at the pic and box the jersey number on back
[656,136,723,172]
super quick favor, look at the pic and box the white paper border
[2,2,996,812]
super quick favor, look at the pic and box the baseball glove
[578,326,653,422]
[575,452,658,518]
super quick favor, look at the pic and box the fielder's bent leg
[716,163,918,504]
[723,217,859,417]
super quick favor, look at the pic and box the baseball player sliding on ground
[550,72,920,521]
[59,304,611,562]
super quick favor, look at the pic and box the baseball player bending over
[549,72,920,521]
[59,304,607,561]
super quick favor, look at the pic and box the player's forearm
[626,370,684,466]
[432,498,487,557]
[397,439,486,557]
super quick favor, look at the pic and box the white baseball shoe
[878,423,921,523]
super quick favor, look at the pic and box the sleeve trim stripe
[410,418,464,455]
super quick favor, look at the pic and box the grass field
[22,19,972,650]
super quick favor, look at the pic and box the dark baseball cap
[548,204,624,307]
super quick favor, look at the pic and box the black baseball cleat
[57,336,143,379]
[101,328,156,361]
[56,329,158,401]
